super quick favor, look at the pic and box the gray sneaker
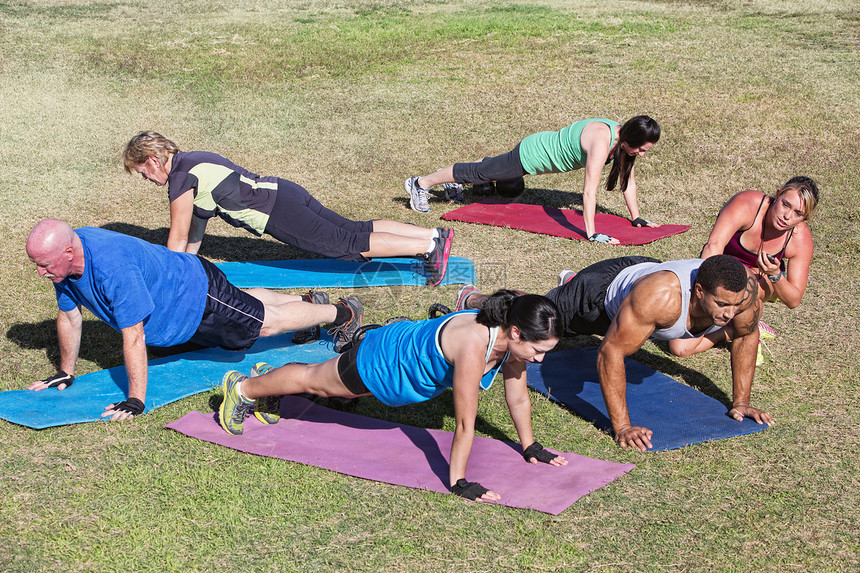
[329,296,363,353]
[442,182,464,202]
[292,291,330,344]
[405,176,431,213]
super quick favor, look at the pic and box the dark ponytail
[606,115,660,193]
[476,291,563,342]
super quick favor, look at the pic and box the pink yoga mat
[441,200,690,245]
[167,397,634,514]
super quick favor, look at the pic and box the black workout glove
[110,397,145,416]
[450,478,489,501]
[40,371,75,389]
[523,441,557,464]
[631,217,653,227]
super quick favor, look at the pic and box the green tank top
[517,118,620,175]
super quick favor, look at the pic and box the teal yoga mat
[527,347,769,451]
[0,335,337,429]
[216,257,476,289]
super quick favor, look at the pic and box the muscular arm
[727,279,773,424]
[102,322,148,421]
[167,190,200,253]
[597,274,681,451]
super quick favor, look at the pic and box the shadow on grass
[6,318,206,372]
[100,222,320,262]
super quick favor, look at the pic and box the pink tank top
[723,195,791,271]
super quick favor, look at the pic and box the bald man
[26,219,363,421]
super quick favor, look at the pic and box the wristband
[450,478,488,501]
[767,272,783,283]
[523,441,557,464]
[111,397,145,416]
[40,371,74,389]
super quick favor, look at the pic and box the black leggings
[264,179,374,261]
[451,143,527,184]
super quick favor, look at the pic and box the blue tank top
[603,259,722,340]
[356,310,509,407]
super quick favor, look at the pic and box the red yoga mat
[441,200,690,245]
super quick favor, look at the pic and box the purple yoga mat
[166,397,634,514]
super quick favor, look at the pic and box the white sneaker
[557,270,576,287]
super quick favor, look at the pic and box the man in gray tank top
[461,254,773,451]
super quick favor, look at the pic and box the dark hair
[606,115,661,192]
[696,255,748,293]
[776,175,819,221]
[476,290,563,341]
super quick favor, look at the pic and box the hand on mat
[631,217,659,228]
[588,232,620,245]
[729,404,774,426]
[523,441,568,466]
[615,426,654,451]
[102,398,145,422]
[29,371,75,391]
[450,478,501,502]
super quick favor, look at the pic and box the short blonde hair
[123,131,180,174]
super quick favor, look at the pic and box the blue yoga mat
[0,335,337,429]
[527,348,769,451]
[215,257,476,289]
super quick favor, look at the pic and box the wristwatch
[767,272,783,283]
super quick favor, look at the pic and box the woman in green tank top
[404,116,661,244]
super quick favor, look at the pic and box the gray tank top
[603,259,722,340]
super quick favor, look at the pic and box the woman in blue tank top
[218,291,568,502]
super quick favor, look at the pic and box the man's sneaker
[442,182,464,202]
[557,270,577,287]
[250,362,280,425]
[425,228,453,286]
[219,371,254,436]
[758,321,776,341]
[330,296,363,353]
[455,284,480,312]
[405,176,431,213]
[292,291,330,345]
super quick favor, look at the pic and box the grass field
[1,0,858,570]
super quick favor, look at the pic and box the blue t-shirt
[53,227,208,347]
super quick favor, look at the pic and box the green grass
[1,0,859,570]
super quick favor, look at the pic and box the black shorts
[336,339,370,395]
[189,258,265,351]
[451,143,527,184]
[264,179,374,262]
[545,256,661,336]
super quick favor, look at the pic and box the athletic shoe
[330,296,363,353]
[250,362,280,425]
[425,229,453,286]
[455,284,479,312]
[291,291,330,345]
[219,371,255,436]
[557,269,577,287]
[756,343,765,367]
[442,182,464,202]
[758,321,776,341]
[405,176,431,213]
